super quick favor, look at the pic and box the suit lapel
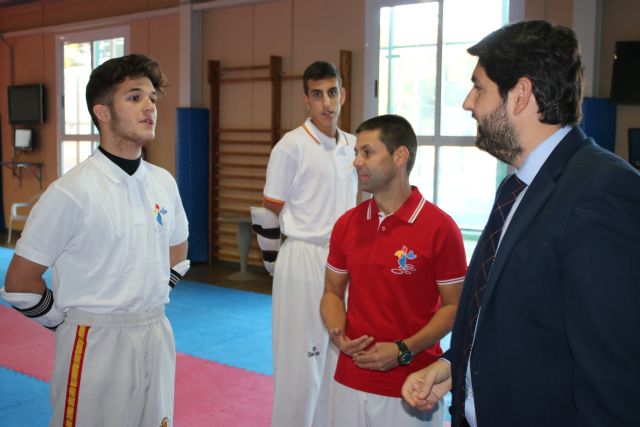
[476,127,588,325]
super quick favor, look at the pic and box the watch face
[399,351,413,365]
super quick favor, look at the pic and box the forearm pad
[250,206,282,275]
[169,259,191,289]
[0,287,65,330]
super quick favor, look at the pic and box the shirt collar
[366,186,426,224]
[516,125,572,185]
[92,148,147,183]
[303,117,349,147]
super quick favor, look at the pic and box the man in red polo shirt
[320,114,467,426]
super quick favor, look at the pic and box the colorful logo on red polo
[391,245,417,275]
[154,203,167,226]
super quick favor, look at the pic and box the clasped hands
[328,327,398,371]
[329,328,450,413]
[401,359,452,412]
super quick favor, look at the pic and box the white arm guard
[250,206,282,276]
[0,287,65,330]
[169,259,191,289]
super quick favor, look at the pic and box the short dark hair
[356,114,417,173]
[468,20,583,126]
[302,61,342,94]
[86,53,167,130]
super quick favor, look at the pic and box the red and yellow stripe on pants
[64,325,90,427]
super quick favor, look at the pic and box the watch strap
[395,339,413,365]
[395,339,410,353]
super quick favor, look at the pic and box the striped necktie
[453,173,527,420]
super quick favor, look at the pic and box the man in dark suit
[401,20,640,427]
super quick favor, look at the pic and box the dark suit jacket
[447,127,640,426]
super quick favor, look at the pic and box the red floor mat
[0,306,54,381]
[175,353,272,426]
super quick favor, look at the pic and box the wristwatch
[395,340,414,365]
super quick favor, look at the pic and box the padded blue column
[176,107,209,263]
[580,97,616,152]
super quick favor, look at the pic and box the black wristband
[169,268,183,289]
[251,224,281,239]
[262,250,278,263]
[14,288,54,318]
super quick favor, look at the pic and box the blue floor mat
[167,280,273,375]
[0,367,50,427]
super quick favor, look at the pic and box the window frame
[55,26,129,176]
[363,0,513,216]
[365,1,483,204]
[364,0,523,258]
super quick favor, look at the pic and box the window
[366,0,510,258]
[57,28,128,175]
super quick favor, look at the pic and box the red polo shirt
[327,186,467,397]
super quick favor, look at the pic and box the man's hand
[402,359,452,411]
[329,327,373,356]
[353,341,398,371]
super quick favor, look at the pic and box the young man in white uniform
[0,54,189,427]
[261,61,357,427]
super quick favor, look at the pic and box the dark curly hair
[86,53,167,130]
[468,20,584,126]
